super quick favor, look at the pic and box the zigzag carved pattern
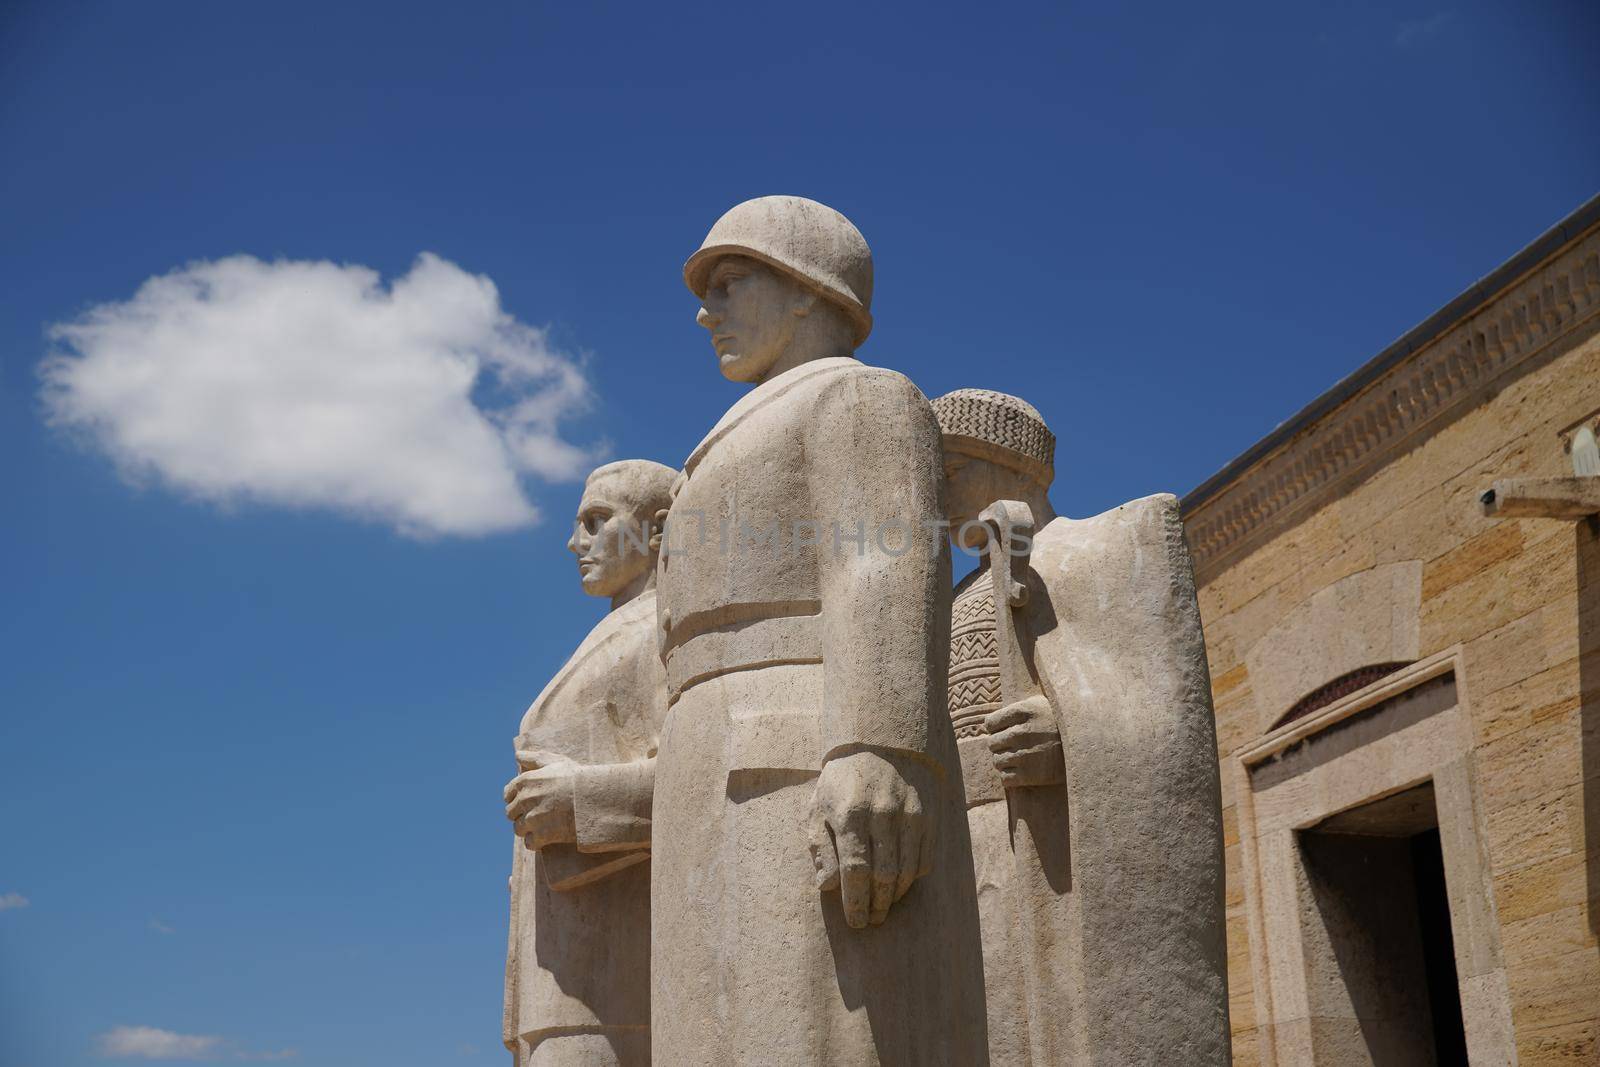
[950,631,996,666]
[951,579,995,629]
[949,571,1001,733]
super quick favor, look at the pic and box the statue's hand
[984,694,1065,788]
[806,750,935,929]
[503,761,577,850]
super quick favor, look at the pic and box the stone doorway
[1297,782,1470,1065]
[1232,650,1516,1066]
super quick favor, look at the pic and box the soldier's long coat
[650,357,989,1066]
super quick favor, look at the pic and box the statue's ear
[649,507,670,553]
[791,287,819,317]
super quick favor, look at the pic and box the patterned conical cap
[931,388,1055,487]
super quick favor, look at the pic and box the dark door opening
[1297,782,1470,1065]
[1411,828,1468,1065]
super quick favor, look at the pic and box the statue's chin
[718,350,771,384]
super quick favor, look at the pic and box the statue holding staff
[935,388,1231,1065]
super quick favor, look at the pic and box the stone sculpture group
[501,197,1231,1065]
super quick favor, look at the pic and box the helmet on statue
[684,195,874,345]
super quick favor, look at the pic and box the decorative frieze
[1183,223,1600,583]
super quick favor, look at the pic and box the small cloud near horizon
[95,1025,298,1061]
[96,1026,220,1060]
[1395,10,1455,46]
[0,892,29,910]
[41,253,604,538]
[148,917,176,934]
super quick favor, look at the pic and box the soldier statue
[649,197,988,1065]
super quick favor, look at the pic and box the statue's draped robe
[650,357,988,1066]
[504,591,666,1067]
[956,497,1231,1065]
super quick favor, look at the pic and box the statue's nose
[696,306,719,330]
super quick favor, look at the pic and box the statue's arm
[807,369,948,763]
[570,756,654,853]
[570,638,665,853]
[803,369,947,928]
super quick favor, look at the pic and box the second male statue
[504,460,676,1066]
[502,196,1230,1066]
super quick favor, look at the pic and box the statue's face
[566,475,654,598]
[696,255,809,383]
[942,447,1032,551]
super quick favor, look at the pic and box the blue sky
[2,1,1596,1063]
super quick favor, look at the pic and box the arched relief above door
[1245,560,1423,735]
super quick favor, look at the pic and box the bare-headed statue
[503,459,676,1067]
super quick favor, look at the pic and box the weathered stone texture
[1189,214,1600,1063]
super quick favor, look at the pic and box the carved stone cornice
[1182,195,1600,584]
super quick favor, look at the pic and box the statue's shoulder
[807,359,926,402]
[610,588,658,634]
[1030,494,1187,584]
[803,359,936,439]
[518,591,660,734]
[685,359,930,476]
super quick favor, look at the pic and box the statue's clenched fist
[983,694,1065,788]
[504,760,577,850]
[806,750,936,929]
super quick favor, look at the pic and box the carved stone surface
[946,567,1033,1064]
[1244,560,1422,735]
[503,460,676,1067]
[498,200,1236,1066]
[649,197,987,1065]
[948,571,1002,742]
[1021,498,1231,1063]
[936,388,1231,1065]
[1195,207,1600,1062]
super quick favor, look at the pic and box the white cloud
[94,1026,296,1061]
[41,253,601,538]
[148,917,175,934]
[96,1026,221,1060]
[0,892,28,910]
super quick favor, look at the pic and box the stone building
[1182,193,1600,1066]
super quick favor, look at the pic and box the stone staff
[980,499,1073,1065]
